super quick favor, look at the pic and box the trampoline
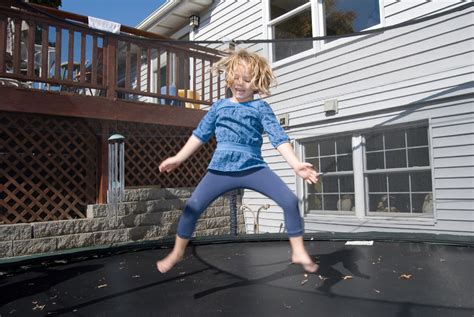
[0,236,473,316]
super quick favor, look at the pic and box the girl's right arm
[159,135,203,173]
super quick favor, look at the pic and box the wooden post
[106,37,117,100]
[97,122,109,204]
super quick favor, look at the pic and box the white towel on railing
[88,16,121,34]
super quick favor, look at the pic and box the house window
[266,0,382,62]
[324,0,381,37]
[303,125,433,217]
[305,136,355,214]
[365,126,433,215]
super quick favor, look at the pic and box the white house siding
[184,1,474,235]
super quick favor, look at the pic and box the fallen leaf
[400,274,412,279]
[97,284,108,288]
[342,275,353,280]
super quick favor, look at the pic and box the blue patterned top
[193,98,290,171]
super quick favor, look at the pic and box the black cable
[14,0,473,45]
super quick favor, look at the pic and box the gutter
[135,0,180,30]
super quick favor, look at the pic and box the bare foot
[291,254,319,273]
[156,252,183,273]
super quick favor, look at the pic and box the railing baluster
[54,26,61,80]
[67,29,73,81]
[217,65,221,99]
[79,31,85,83]
[13,18,20,74]
[193,55,196,101]
[41,23,48,79]
[0,14,5,73]
[156,48,161,93]
[91,35,97,85]
[165,50,170,96]
[201,58,205,103]
[146,47,150,93]
[209,61,213,101]
[125,42,130,89]
[27,21,34,77]
[136,46,141,91]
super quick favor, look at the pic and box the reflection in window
[273,9,313,61]
[324,0,380,36]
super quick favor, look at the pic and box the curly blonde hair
[212,49,276,96]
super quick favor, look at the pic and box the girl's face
[229,62,254,103]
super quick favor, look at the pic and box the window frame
[299,121,435,220]
[263,0,385,67]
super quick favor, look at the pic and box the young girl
[157,49,320,273]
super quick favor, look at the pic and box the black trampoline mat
[0,240,473,316]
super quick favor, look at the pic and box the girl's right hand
[159,156,182,173]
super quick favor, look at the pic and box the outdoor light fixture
[189,15,200,29]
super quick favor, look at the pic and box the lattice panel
[0,112,97,224]
[116,121,215,188]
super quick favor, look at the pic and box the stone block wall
[0,187,245,259]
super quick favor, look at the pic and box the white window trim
[263,0,385,68]
[297,122,436,225]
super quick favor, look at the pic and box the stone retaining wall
[0,187,244,259]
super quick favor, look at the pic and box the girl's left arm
[277,142,319,184]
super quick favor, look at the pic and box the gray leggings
[177,167,303,239]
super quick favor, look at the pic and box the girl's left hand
[294,162,320,184]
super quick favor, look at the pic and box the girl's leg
[241,167,318,273]
[157,171,238,273]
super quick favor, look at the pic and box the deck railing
[0,1,226,108]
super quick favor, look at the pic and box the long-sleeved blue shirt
[192,98,290,171]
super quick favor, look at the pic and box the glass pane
[337,137,352,154]
[385,130,405,149]
[386,150,407,168]
[340,175,354,192]
[321,156,336,172]
[367,152,384,170]
[411,172,432,192]
[391,194,410,213]
[367,174,387,192]
[407,127,428,147]
[323,194,338,210]
[270,0,310,20]
[325,0,380,36]
[308,194,322,210]
[412,193,433,214]
[305,143,318,157]
[369,194,387,212]
[308,182,322,194]
[337,154,353,171]
[337,194,354,211]
[273,9,313,61]
[366,134,383,151]
[323,176,338,193]
[388,173,409,192]
[320,139,335,156]
[408,148,430,167]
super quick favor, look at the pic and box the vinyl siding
[192,0,473,236]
